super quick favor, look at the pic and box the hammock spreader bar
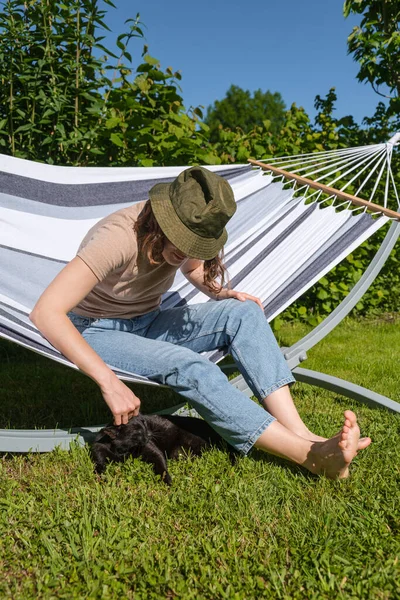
[248,159,400,220]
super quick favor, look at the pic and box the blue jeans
[68,299,295,455]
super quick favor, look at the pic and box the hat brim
[149,183,227,260]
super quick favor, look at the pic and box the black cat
[91,414,237,485]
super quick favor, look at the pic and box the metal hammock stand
[0,134,399,452]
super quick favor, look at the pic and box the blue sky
[103,0,385,126]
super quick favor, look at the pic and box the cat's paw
[162,470,172,486]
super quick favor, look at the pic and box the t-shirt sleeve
[77,219,137,282]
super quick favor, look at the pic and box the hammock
[1,136,400,451]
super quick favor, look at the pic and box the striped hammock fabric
[0,152,391,385]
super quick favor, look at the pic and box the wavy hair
[134,200,227,295]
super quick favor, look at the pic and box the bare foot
[296,427,370,451]
[306,433,371,451]
[305,411,371,479]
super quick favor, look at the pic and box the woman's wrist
[215,288,230,301]
[96,367,120,392]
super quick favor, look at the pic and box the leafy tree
[0,0,219,166]
[210,89,359,164]
[205,84,286,141]
[344,0,400,112]
[0,0,120,163]
[92,48,220,167]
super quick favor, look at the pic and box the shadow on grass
[0,339,183,429]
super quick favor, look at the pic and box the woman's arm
[180,258,264,310]
[30,257,140,424]
[180,259,219,299]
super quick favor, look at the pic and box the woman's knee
[164,352,220,389]
[225,298,265,331]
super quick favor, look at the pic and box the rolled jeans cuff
[259,376,296,399]
[240,414,276,456]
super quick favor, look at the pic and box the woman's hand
[100,375,141,426]
[217,288,264,311]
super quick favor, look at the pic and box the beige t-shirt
[73,201,179,318]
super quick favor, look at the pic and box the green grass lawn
[0,316,400,599]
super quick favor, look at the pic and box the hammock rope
[250,138,400,216]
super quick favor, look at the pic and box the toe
[344,410,357,427]
[339,466,350,479]
[358,437,371,450]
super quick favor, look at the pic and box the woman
[30,166,370,478]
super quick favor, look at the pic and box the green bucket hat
[149,166,236,260]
